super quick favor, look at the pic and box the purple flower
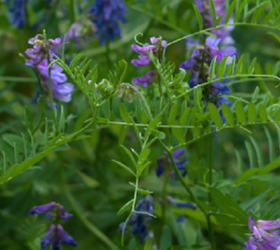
[131,37,167,87]
[87,0,127,44]
[205,37,236,63]
[41,225,56,249]
[25,35,74,107]
[131,37,167,67]
[29,202,56,214]
[4,0,26,29]
[41,224,77,250]
[65,20,98,48]
[132,70,158,87]
[57,205,73,221]
[156,149,187,179]
[244,209,280,250]
[118,195,153,243]
[25,34,60,67]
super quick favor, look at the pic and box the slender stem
[206,214,216,250]
[157,39,163,97]
[44,32,60,133]
[69,0,75,24]
[59,166,115,249]
[160,141,196,202]
[166,23,280,47]
[159,141,217,250]
[121,177,139,245]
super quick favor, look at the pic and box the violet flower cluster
[156,149,187,179]
[4,0,26,29]
[131,37,167,87]
[180,37,236,121]
[29,202,77,250]
[118,195,154,243]
[25,34,74,108]
[195,0,235,45]
[87,0,127,45]
[245,209,280,250]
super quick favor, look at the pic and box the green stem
[121,178,139,245]
[44,31,60,134]
[206,214,216,250]
[167,23,280,47]
[160,141,217,250]
[59,166,115,249]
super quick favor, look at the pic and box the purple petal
[131,54,152,66]
[57,224,78,246]
[172,149,185,158]
[132,70,158,87]
[41,225,56,250]
[205,37,221,49]
[131,44,156,54]
[257,219,280,231]
[28,202,56,214]
[244,236,258,250]
[57,205,73,221]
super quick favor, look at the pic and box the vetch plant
[2,0,280,250]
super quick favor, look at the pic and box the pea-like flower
[87,0,127,44]
[29,202,77,250]
[25,34,74,107]
[244,209,280,250]
[156,149,187,179]
[131,37,167,87]
[41,224,77,250]
[118,195,154,243]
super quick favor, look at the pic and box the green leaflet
[193,4,204,30]
[235,168,259,185]
[117,199,134,215]
[208,103,223,129]
[247,102,257,123]
[221,103,234,125]
[235,101,247,124]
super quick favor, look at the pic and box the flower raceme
[118,195,154,243]
[180,37,236,121]
[4,0,26,29]
[25,34,74,108]
[131,37,167,87]
[28,202,77,250]
[245,209,280,250]
[87,0,127,45]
